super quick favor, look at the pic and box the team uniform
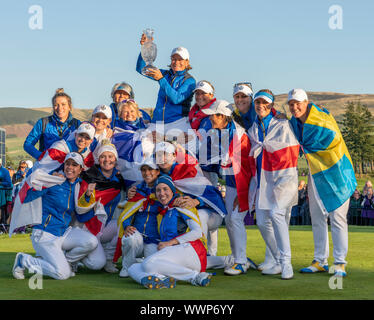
[24,113,80,160]
[114,181,161,277]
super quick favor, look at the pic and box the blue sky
[0,0,373,109]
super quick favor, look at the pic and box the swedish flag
[291,103,357,212]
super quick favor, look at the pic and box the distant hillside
[0,108,50,126]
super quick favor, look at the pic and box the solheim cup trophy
[141,28,157,76]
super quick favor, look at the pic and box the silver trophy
[141,28,157,76]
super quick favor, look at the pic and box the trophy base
[141,65,157,76]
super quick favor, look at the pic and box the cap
[25,160,33,168]
[194,81,214,95]
[97,142,118,160]
[111,82,134,99]
[64,152,84,167]
[202,99,232,117]
[233,83,253,97]
[288,89,308,102]
[171,47,190,60]
[254,91,274,104]
[76,122,95,140]
[155,175,176,195]
[140,157,159,170]
[155,141,176,154]
[92,104,112,119]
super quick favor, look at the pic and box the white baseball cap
[64,152,84,167]
[194,81,214,95]
[233,83,253,97]
[92,104,112,119]
[288,89,308,102]
[202,99,232,117]
[76,122,95,140]
[97,142,118,160]
[155,141,176,154]
[171,47,190,60]
[25,160,33,168]
[140,157,159,170]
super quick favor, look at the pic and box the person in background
[348,189,362,225]
[362,180,373,197]
[291,180,307,225]
[361,187,374,226]
[24,88,81,160]
[12,161,28,185]
[0,158,13,228]
[109,82,151,129]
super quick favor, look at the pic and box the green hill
[0,108,50,126]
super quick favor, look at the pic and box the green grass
[1,226,374,300]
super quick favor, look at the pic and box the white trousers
[82,220,119,270]
[224,186,248,264]
[308,182,349,265]
[21,227,98,280]
[121,230,158,271]
[128,242,201,283]
[198,208,223,256]
[256,197,292,265]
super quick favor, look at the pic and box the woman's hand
[127,186,137,200]
[145,68,163,81]
[86,183,96,197]
[157,239,179,250]
[274,112,287,120]
[124,226,137,237]
[106,128,114,139]
[173,196,200,209]
[52,172,64,178]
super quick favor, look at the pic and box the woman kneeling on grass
[128,175,212,289]
[12,153,99,280]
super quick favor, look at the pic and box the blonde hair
[52,88,72,109]
[118,100,141,119]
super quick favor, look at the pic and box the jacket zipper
[62,183,72,223]
[142,206,151,235]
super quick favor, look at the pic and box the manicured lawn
[1,226,373,300]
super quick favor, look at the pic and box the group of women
[11,31,357,289]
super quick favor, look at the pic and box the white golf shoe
[104,260,119,273]
[281,263,294,280]
[119,267,129,278]
[261,263,282,275]
[12,252,25,280]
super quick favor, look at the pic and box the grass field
[1,226,373,300]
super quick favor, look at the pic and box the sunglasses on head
[233,82,252,89]
[121,99,136,104]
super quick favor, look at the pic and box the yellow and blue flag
[291,103,357,212]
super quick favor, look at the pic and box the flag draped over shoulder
[112,189,157,262]
[170,147,228,217]
[111,128,154,186]
[76,166,125,236]
[248,118,300,210]
[291,103,357,213]
[34,139,94,173]
[9,169,77,236]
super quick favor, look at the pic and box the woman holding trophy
[136,29,196,142]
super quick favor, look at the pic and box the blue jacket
[114,118,146,131]
[24,113,81,160]
[159,207,191,242]
[0,166,13,189]
[24,178,80,237]
[109,102,151,129]
[121,181,161,244]
[234,102,257,130]
[136,54,196,123]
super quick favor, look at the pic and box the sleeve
[23,118,43,160]
[176,215,202,244]
[0,169,13,189]
[158,76,196,105]
[23,187,48,203]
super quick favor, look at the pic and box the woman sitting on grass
[128,175,212,289]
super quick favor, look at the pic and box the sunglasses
[234,82,252,89]
[120,99,136,104]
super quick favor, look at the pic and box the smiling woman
[23,88,81,160]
